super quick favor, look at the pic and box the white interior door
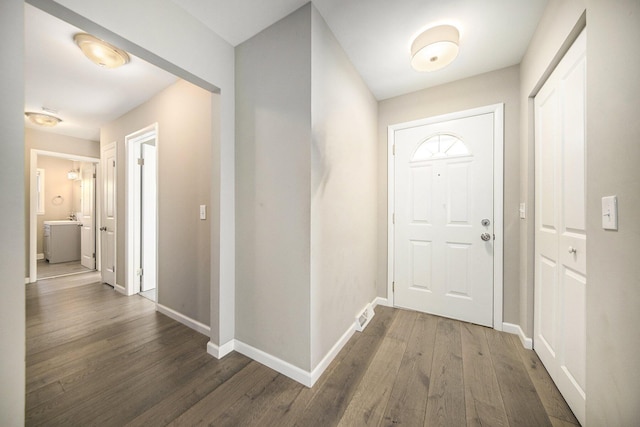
[80,163,96,269]
[140,142,157,293]
[394,112,495,327]
[534,30,586,426]
[101,143,116,286]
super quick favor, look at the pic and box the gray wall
[310,7,378,368]
[236,4,378,372]
[101,79,213,326]
[378,66,521,324]
[586,0,640,424]
[0,0,25,423]
[24,128,100,273]
[235,4,313,370]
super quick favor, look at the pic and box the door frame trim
[28,149,100,283]
[387,103,504,330]
[125,123,158,296]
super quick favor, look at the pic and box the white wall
[35,0,236,348]
[378,66,521,324]
[518,0,585,337]
[235,4,313,370]
[586,0,640,424]
[0,0,25,423]
[310,7,378,368]
[101,79,213,326]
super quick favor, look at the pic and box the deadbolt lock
[481,219,491,227]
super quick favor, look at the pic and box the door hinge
[112,265,115,273]
[92,252,96,259]
[392,281,395,292]
[392,144,396,156]
[93,173,97,179]
[112,160,115,167]
[493,234,496,240]
[137,268,143,277]
[392,213,395,224]
[138,158,144,166]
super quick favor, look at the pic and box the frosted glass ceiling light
[25,112,62,127]
[74,33,130,68]
[411,25,459,72]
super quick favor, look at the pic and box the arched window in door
[411,133,470,162]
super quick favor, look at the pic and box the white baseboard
[207,340,235,359]
[373,296,391,308]
[503,322,533,349]
[310,322,356,386]
[235,339,313,387]
[114,284,126,295]
[37,253,44,260]
[156,303,211,336]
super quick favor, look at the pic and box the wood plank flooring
[26,273,580,426]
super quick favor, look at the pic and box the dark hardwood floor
[26,273,579,426]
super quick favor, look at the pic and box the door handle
[100,226,107,232]
[568,246,577,254]
[481,233,491,241]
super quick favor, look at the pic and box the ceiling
[25,0,548,141]
[172,0,548,99]
[24,4,178,141]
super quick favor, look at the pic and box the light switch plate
[519,202,526,219]
[199,204,206,220]
[601,196,617,230]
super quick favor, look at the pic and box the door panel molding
[387,103,504,329]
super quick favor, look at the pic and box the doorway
[126,124,158,300]
[29,150,99,281]
[388,104,504,328]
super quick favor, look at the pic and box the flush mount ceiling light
[25,112,62,127]
[74,33,130,68]
[411,25,460,72]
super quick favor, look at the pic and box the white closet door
[534,29,586,426]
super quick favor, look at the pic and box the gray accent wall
[378,66,521,324]
[0,0,25,423]
[101,80,214,326]
[586,0,640,423]
[236,4,378,371]
[235,4,313,371]
[310,7,378,368]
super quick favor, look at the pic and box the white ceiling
[24,4,178,141]
[25,0,548,141]
[172,0,548,99]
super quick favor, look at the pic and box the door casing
[125,123,158,296]
[28,149,99,283]
[387,104,504,330]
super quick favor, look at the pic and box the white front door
[80,162,96,270]
[534,29,586,425]
[393,111,495,327]
[101,143,117,286]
